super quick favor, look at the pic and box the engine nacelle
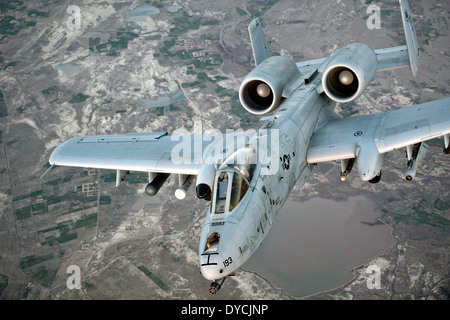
[322,43,377,103]
[239,56,300,115]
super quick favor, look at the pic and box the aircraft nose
[200,250,227,281]
[199,220,243,281]
[200,263,222,281]
[200,248,237,281]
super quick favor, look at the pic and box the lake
[136,89,186,109]
[56,62,83,75]
[126,6,160,22]
[243,196,395,298]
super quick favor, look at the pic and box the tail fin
[399,0,420,77]
[248,18,271,66]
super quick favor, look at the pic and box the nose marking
[201,252,219,266]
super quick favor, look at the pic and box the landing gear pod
[356,142,384,182]
[369,170,382,184]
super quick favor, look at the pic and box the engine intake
[239,56,299,115]
[322,43,377,103]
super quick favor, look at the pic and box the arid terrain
[0,0,448,301]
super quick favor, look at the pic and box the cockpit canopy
[212,146,257,214]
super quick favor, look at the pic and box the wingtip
[248,17,261,31]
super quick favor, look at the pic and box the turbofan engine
[239,56,300,115]
[322,43,377,103]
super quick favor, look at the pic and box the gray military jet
[47,0,449,294]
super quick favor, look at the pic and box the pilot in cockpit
[233,165,250,179]
[212,146,257,214]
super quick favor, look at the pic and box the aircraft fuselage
[199,75,337,289]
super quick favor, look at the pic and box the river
[243,196,395,298]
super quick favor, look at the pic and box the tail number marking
[223,257,233,268]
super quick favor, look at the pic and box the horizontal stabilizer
[375,46,409,72]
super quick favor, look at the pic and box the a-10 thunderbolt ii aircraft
[46,0,449,294]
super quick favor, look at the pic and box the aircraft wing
[49,132,214,177]
[307,97,450,167]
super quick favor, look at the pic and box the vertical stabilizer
[399,0,420,77]
[248,18,271,66]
